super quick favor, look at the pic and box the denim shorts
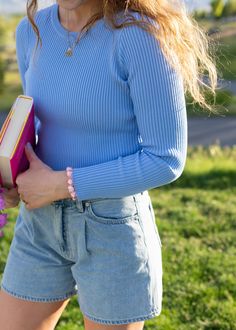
[0,190,163,325]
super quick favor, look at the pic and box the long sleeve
[15,17,41,139]
[72,20,188,201]
[15,17,29,94]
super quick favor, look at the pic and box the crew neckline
[51,3,104,39]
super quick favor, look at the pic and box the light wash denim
[0,190,163,325]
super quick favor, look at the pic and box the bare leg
[83,315,145,330]
[0,289,71,330]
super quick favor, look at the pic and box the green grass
[215,35,236,80]
[1,145,236,330]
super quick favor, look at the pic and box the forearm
[72,146,187,202]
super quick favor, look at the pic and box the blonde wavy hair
[26,0,219,113]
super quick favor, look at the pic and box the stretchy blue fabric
[15,3,188,201]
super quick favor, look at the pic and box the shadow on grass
[164,169,236,190]
[0,260,6,275]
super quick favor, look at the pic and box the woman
[0,0,218,329]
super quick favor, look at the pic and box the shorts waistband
[51,191,149,209]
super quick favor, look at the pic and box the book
[0,95,36,189]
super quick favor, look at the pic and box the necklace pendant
[65,47,73,56]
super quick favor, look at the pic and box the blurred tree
[210,0,225,18]
[0,16,5,44]
[193,9,209,20]
[222,0,236,16]
[0,57,4,94]
[0,18,5,94]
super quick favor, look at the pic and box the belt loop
[133,194,140,216]
[134,193,141,205]
[134,192,142,203]
[75,199,86,212]
[83,200,90,211]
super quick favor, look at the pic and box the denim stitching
[1,283,77,302]
[81,307,161,325]
[87,204,139,225]
[133,194,153,309]
[61,207,67,251]
[148,200,162,248]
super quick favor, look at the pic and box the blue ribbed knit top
[15,3,188,201]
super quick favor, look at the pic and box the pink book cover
[0,96,36,188]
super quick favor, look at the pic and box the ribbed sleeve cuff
[71,150,183,202]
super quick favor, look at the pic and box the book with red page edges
[0,95,36,188]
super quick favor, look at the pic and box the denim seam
[81,307,161,325]
[133,195,153,309]
[61,207,70,255]
[148,201,162,248]
[53,205,72,258]
[1,283,77,302]
[87,204,139,225]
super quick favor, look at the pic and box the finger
[4,202,19,209]
[24,143,40,163]
[2,189,16,198]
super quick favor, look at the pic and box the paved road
[187,117,236,146]
[0,112,235,147]
[202,78,236,95]
[218,79,236,95]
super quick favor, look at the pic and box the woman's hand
[0,187,20,209]
[16,143,71,210]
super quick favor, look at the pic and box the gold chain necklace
[65,9,88,57]
[65,29,88,56]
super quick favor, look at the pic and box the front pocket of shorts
[87,197,139,224]
[85,208,149,265]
